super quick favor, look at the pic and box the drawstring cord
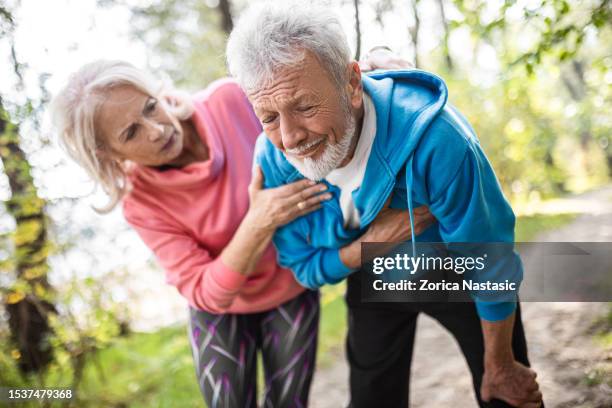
[405,156,417,257]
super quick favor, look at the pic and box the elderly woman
[50,61,328,406]
[50,52,418,406]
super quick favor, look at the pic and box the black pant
[346,274,533,408]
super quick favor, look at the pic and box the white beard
[285,112,357,181]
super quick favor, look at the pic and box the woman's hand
[220,166,330,277]
[340,202,436,269]
[246,165,331,233]
[359,47,414,72]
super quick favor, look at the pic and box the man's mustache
[285,137,325,155]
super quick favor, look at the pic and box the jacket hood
[361,69,448,175]
[351,70,448,229]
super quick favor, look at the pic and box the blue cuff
[475,300,517,322]
[321,248,355,284]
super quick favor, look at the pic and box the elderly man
[227,3,542,408]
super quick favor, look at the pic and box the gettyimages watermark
[359,242,612,303]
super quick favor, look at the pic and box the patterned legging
[188,290,319,408]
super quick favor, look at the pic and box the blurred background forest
[0,0,610,406]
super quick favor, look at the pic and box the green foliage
[126,0,229,90]
[513,0,611,72]
[451,0,611,74]
[433,0,612,200]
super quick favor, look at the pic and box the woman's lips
[160,131,176,152]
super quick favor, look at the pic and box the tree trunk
[565,60,592,149]
[409,0,421,68]
[353,0,362,60]
[0,102,56,374]
[217,0,233,35]
[436,0,453,71]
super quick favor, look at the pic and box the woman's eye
[145,99,157,114]
[126,125,138,141]
[297,105,315,113]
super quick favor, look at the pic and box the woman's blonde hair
[50,60,194,213]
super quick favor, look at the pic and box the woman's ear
[346,61,363,110]
[95,145,109,159]
[96,143,122,163]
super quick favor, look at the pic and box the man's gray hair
[226,1,352,92]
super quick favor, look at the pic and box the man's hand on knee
[481,360,542,408]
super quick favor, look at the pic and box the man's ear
[346,61,363,109]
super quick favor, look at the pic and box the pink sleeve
[123,202,247,313]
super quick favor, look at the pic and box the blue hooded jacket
[255,69,522,321]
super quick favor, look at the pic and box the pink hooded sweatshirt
[122,78,305,314]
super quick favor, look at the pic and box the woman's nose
[144,119,164,141]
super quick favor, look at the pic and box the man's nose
[279,115,307,151]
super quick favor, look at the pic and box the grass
[0,213,578,407]
[594,304,612,349]
[582,367,609,387]
[0,326,202,407]
[74,326,200,407]
[514,213,577,242]
[318,283,348,366]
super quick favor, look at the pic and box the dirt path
[310,186,612,408]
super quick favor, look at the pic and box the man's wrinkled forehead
[248,72,323,113]
[248,52,332,101]
[248,63,303,97]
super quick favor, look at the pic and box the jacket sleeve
[423,110,521,321]
[272,217,354,289]
[123,202,247,313]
